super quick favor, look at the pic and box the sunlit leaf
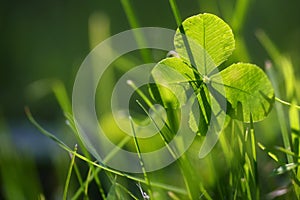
[150,13,274,138]
[150,57,195,108]
[174,13,235,75]
[215,63,275,122]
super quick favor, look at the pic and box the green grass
[29,2,300,200]
[1,1,300,200]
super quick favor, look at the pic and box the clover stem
[275,97,300,110]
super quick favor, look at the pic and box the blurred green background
[1,0,300,119]
[0,0,300,199]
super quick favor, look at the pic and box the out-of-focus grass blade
[169,0,182,26]
[120,0,151,62]
[272,163,299,175]
[256,30,281,64]
[265,62,293,164]
[231,0,251,33]
[52,80,72,115]
[258,142,279,162]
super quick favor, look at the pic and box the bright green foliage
[218,63,274,122]
[150,57,194,108]
[151,13,275,126]
[174,13,235,74]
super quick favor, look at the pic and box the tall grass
[12,1,300,199]
[257,30,300,198]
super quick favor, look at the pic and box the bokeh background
[1,0,300,199]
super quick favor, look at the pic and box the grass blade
[25,107,72,152]
[265,62,293,164]
[168,0,182,26]
[26,107,187,196]
[120,0,151,62]
[130,117,152,199]
[63,145,78,200]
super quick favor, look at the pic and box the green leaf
[150,57,195,108]
[214,63,275,122]
[174,13,235,75]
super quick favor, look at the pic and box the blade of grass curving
[69,150,187,195]
[26,107,187,196]
[29,104,103,199]
[275,98,300,110]
[63,145,77,200]
[129,116,153,199]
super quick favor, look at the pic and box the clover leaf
[151,13,274,129]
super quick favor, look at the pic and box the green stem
[63,145,77,200]
[168,0,182,26]
[120,0,151,62]
[130,117,153,198]
[25,107,187,195]
[276,97,300,110]
[84,166,93,198]
[135,100,193,199]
